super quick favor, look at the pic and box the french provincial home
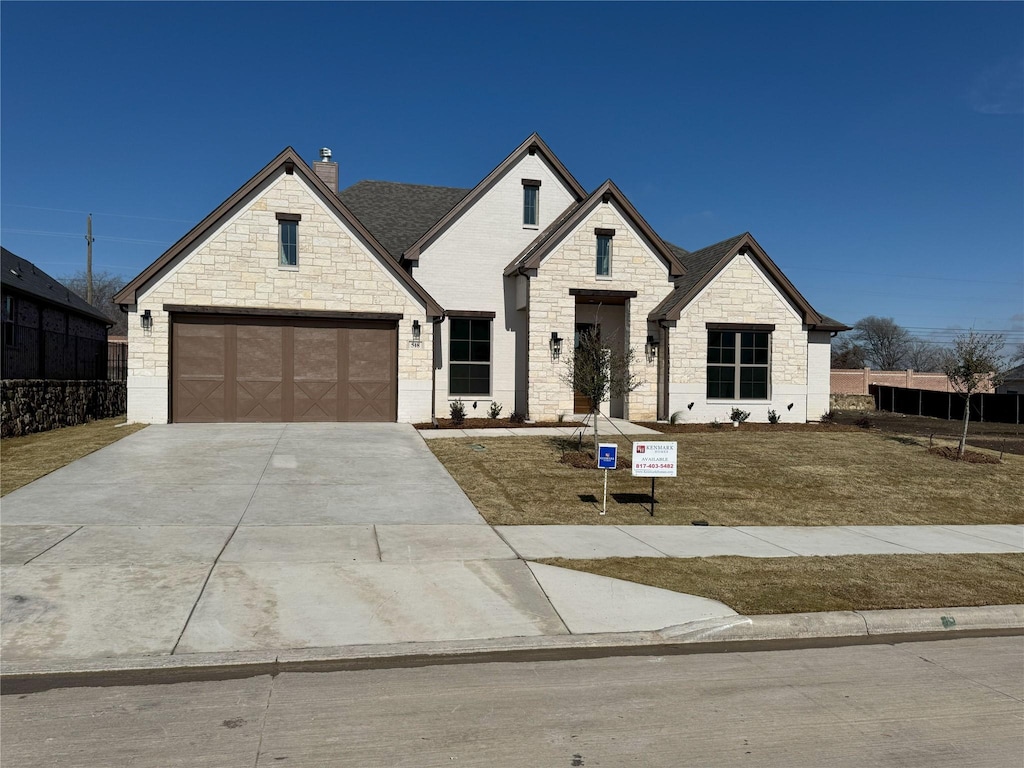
[114,134,847,425]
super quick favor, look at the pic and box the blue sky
[2,2,1022,348]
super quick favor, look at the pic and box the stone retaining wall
[1,380,127,438]
[830,394,875,411]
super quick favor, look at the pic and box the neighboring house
[113,135,846,425]
[2,247,112,380]
[996,364,1024,395]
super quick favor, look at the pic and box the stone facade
[527,199,673,421]
[1,379,126,437]
[667,253,815,423]
[126,170,434,423]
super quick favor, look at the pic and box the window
[276,213,300,267]
[449,317,491,395]
[596,233,612,277]
[707,329,770,399]
[2,295,14,346]
[522,180,540,227]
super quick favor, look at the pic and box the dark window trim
[275,212,302,221]
[596,232,613,277]
[448,316,492,397]
[447,310,497,319]
[594,228,616,237]
[521,179,542,187]
[706,328,772,401]
[707,322,775,332]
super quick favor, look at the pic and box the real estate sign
[631,441,677,477]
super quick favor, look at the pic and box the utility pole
[85,214,94,304]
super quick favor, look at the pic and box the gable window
[595,228,615,277]
[2,295,14,346]
[707,326,772,399]
[449,316,492,396]
[276,212,301,267]
[522,180,540,227]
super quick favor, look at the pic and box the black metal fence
[2,328,109,380]
[871,384,1022,425]
[107,341,127,381]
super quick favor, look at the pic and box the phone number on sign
[634,463,676,470]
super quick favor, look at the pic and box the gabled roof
[113,148,443,317]
[504,180,687,278]
[403,133,588,262]
[1,247,113,325]
[338,181,469,259]
[649,232,847,330]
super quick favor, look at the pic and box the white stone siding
[413,152,579,418]
[666,253,812,423]
[126,170,433,424]
[806,330,832,420]
[527,200,671,421]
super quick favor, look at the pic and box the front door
[573,323,599,414]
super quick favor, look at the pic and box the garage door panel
[172,315,396,423]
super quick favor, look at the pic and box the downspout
[659,320,670,421]
[431,313,446,427]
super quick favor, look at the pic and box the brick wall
[830,368,995,395]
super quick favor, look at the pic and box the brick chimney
[313,147,338,192]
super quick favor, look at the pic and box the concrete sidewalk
[496,524,1024,559]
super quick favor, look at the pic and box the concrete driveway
[1,423,568,661]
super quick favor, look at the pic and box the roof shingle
[1,247,113,325]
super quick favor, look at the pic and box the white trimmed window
[707,325,772,399]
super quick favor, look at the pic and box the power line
[2,203,195,224]
[1,228,171,246]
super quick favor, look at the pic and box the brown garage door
[171,314,397,423]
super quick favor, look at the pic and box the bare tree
[61,270,128,336]
[831,335,867,368]
[941,331,1009,459]
[851,316,912,369]
[905,338,943,372]
[561,328,643,444]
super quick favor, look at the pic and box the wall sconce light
[787,403,794,411]
[687,402,694,410]
[412,319,421,341]
[141,309,153,330]
[550,332,563,359]
[645,334,659,361]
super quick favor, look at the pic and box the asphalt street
[3,636,1021,767]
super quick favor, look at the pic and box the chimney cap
[319,147,332,162]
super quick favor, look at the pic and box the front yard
[0,418,146,496]
[540,553,1024,614]
[427,430,1024,526]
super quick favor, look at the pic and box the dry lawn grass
[539,553,1024,614]
[427,431,1024,526]
[1,418,146,496]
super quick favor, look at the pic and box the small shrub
[729,407,750,424]
[820,410,836,425]
[670,411,683,425]
[509,411,527,424]
[557,412,565,423]
[767,409,781,425]
[449,399,466,426]
[854,415,873,429]
[488,401,503,419]
[710,419,724,430]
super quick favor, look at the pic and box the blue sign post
[597,443,617,515]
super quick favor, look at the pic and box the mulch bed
[927,446,1001,464]
[637,422,859,434]
[415,418,583,430]
[559,451,633,470]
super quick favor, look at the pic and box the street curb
[3,604,1021,695]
